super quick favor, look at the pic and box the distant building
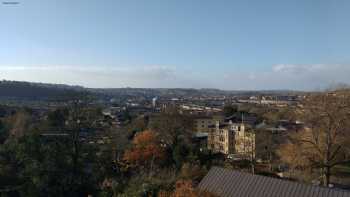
[194,117,213,133]
[152,97,157,108]
[254,120,305,161]
[193,115,224,133]
[225,112,258,127]
[198,167,350,197]
[192,132,208,150]
[180,104,222,115]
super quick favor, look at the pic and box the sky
[1,0,350,90]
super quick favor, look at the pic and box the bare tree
[278,91,350,186]
[148,109,193,147]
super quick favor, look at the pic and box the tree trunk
[269,151,273,172]
[323,166,331,187]
[251,150,255,174]
[149,154,155,178]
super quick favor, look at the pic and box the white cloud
[272,64,326,73]
[248,64,350,90]
[219,64,350,90]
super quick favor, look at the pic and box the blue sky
[1,0,350,90]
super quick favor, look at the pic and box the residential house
[207,120,255,158]
[193,115,224,133]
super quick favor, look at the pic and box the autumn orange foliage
[158,180,217,197]
[123,130,165,166]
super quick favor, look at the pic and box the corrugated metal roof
[198,167,350,197]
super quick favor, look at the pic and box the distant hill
[89,87,306,98]
[0,80,87,101]
[0,80,307,101]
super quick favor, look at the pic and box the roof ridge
[199,167,350,197]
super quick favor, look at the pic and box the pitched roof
[198,167,350,197]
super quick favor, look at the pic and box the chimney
[216,121,220,129]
